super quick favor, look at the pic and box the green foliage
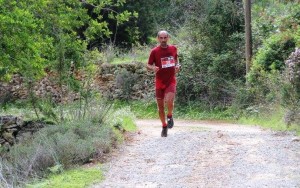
[110,44,150,64]
[109,106,136,132]
[251,32,296,72]
[0,99,136,187]
[0,120,111,185]
[0,0,137,122]
[114,100,234,120]
[238,104,300,134]
[0,0,137,82]
[83,0,138,47]
[247,69,287,110]
[0,0,51,81]
[252,1,300,50]
[245,1,299,121]
[174,102,234,120]
[238,105,285,130]
[113,100,158,119]
[114,0,171,45]
[249,2,300,110]
[176,0,245,106]
[97,43,150,64]
[27,166,103,188]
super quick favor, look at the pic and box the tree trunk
[244,0,252,76]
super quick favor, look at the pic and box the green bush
[252,1,300,51]
[0,103,136,187]
[0,120,112,186]
[176,0,245,107]
[252,32,296,72]
[244,1,300,126]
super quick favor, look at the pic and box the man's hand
[147,64,159,73]
[152,65,159,73]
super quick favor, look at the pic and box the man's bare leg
[157,98,168,137]
[165,92,175,128]
[156,98,166,126]
[165,92,175,116]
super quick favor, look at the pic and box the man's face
[158,33,169,47]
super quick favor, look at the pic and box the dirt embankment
[92,119,300,188]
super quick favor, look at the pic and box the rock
[0,138,6,144]
[3,132,14,144]
[5,124,19,129]
[292,137,300,142]
[16,132,32,143]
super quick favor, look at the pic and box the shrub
[285,48,300,93]
[109,107,136,132]
[252,32,296,72]
[115,68,138,100]
[0,103,136,187]
[282,48,300,125]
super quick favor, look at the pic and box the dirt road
[92,119,300,188]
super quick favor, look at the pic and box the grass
[175,106,233,120]
[112,100,157,119]
[113,100,235,121]
[0,99,137,187]
[23,106,138,188]
[238,106,300,135]
[104,44,150,65]
[110,106,137,131]
[0,103,36,120]
[110,55,148,65]
[27,166,103,188]
[113,100,300,135]
[238,112,286,130]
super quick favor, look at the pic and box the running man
[147,30,180,137]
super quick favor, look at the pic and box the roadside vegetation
[0,0,300,187]
[0,100,136,187]
[27,166,103,188]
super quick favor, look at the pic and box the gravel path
[92,119,300,188]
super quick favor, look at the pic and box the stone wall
[0,63,155,149]
[96,63,155,100]
[0,62,155,103]
[0,115,46,149]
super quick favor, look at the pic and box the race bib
[161,56,175,68]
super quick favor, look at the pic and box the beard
[160,42,167,47]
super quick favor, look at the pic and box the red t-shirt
[148,45,178,89]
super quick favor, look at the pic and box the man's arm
[175,63,180,73]
[147,49,159,73]
[147,64,159,73]
[175,50,180,73]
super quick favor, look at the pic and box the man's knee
[165,92,175,102]
[156,99,164,110]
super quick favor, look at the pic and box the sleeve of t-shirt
[148,49,155,65]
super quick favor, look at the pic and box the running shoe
[161,126,168,137]
[167,117,174,129]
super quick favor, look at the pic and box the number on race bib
[161,56,175,68]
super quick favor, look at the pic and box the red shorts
[155,84,176,99]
